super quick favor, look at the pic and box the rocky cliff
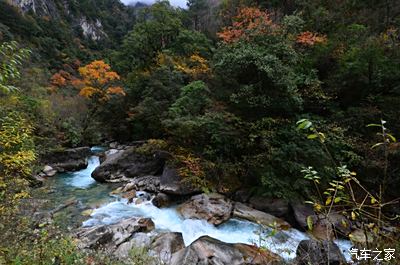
[5,0,117,41]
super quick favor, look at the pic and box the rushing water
[34,147,352,261]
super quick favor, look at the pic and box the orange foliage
[78,60,120,86]
[50,73,67,87]
[296,31,327,46]
[106,86,126,96]
[74,60,125,102]
[217,7,276,43]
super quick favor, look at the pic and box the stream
[33,147,352,261]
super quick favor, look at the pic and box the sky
[120,0,188,8]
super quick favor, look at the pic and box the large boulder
[160,166,200,196]
[249,196,290,218]
[152,192,172,208]
[91,147,165,182]
[149,232,185,263]
[178,193,233,225]
[295,239,346,265]
[41,147,91,172]
[233,202,291,230]
[170,236,283,265]
[114,232,154,259]
[76,217,154,250]
[42,165,57,177]
[291,202,315,230]
[130,175,160,193]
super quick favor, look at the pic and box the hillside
[1,0,135,67]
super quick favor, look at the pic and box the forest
[1,0,400,264]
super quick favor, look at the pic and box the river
[32,147,352,261]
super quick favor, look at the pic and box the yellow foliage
[0,111,35,217]
[156,53,210,79]
[78,86,100,98]
[73,60,125,102]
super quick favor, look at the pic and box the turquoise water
[32,148,352,261]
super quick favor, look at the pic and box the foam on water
[82,198,314,260]
[65,148,352,261]
[65,156,100,188]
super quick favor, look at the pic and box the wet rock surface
[76,217,155,250]
[178,193,233,225]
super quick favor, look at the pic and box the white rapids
[66,156,100,188]
[64,150,353,261]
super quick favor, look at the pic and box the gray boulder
[130,175,161,193]
[152,192,172,208]
[295,239,346,265]
[114,232,154,259]
[291,202,315,230]
[170,236,283,265]
[91,147,164,182]
[160,166,200,195]
[43,165,57,177]
[233,202,291,230]
[149,232,185,263]
[249,196,290,218]
[76,217,155,250]
[41,146,91,172]
[178,193,233,225]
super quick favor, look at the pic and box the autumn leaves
[217,7,326,46]
[50,60,126,103]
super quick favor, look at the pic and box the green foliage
[213,40,304,117]
[0,41,30,93]
[114,1,184,73]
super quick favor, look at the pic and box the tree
[217,7,276,43]
[113,1,184,73]
[72,60,125,141]
[75,60,125,101]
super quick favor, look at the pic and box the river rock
[295,239,346,265]
[130,175,160,193]
[115,232,154,259]
[152,192,171,208]
[178,193,233,225]
[233,202,291,230]
[43,165,57,177]
[41,147,91,172]
[291,202,315,230]
[160,166,200,195]
[170,236,283,265]
[76,217,155,250]
[249,196,290,218]
[234,243,284,265]
[122,190,137,202]
[149,232,185,263]
[91,147,164,182]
